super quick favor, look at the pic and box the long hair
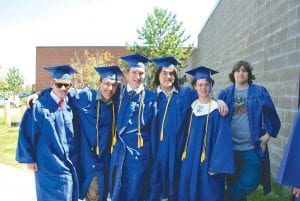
[229,60,256,84]
[153,67,179,90]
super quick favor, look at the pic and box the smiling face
[159,67,175,92]
[98,77,118,102]
[51,79,72,99]
[193,78,211,99]
[126,67,146,89]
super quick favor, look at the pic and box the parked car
[0,95,8,107]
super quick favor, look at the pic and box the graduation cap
[44,65,77,81]
[94,66,123,80]
[152,56,181,68]
[185,66,218,81]
[120,53,152,68]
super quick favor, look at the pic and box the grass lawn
[0,112,292,200]
[0,117,24,169]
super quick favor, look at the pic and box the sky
[0,0,219,85]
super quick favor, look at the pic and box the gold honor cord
[110,88,145,151]
[181,112,193,160]
[111,88,125,153]
[111,102,116,153]
[200,99,212,162]
[137,90,145,148]
[95,99,101,155]
[181,99,212,162]
[160,93,173,141]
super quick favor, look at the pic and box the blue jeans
[225,149,262,201]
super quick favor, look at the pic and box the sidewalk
[0,163,36,200]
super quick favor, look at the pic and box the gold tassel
[200,151,206,162]
[110,135,117,153]
[160,131,163,141]
[96,146,100,155]
[181,150,186,160]
[112,135,116,146]
[138,133,143,148]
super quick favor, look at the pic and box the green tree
[70,50,115,89]
[0,79,8,91]
[5,67,24,96]
[126,7,194,88]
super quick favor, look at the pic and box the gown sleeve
[209,113,234,174]
[261,86,281,138]
[15,105,38,163]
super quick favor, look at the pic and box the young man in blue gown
[178,66,234,201]
[218,61,281,201]
[16,65,79,201]
[277,110,300,201]
[109,53,157,201]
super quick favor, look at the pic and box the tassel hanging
[181,150,187,160]
[160,131,164,141]
[200,151,206,162]
[137,133,144,148]
[96,146,100,155]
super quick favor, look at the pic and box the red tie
[58,100,64,110]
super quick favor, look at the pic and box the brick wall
[36,46,131,91]
[185,0,300,176]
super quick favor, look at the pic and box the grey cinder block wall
[184,0,300,176]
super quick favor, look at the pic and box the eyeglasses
[55,83,71,88]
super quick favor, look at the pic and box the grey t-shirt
[231,87,254,151]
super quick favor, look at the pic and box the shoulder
[144,88,156,99]
[249,84,269,95]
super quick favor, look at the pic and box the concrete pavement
[0,163,36,200]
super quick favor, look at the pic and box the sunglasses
[55,83,71,88]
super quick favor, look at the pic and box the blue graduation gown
[16,92,79,201]
[277,110,300,190]
[218,84,281,194]
[148,87,195,201]
[109,88,157,201]
[68,87,116,200]
[178,100,234,201]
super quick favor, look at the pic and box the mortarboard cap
[185,66,218,81]
[120,53,152,68]
[152,56,181,68]
[44,65,77,81]
[95,66,123,80]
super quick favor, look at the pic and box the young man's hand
[27,163,38,172]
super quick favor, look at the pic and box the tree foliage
[70,50,115,89]
[126,7,194,88]
[0,79,8,91]
[5,67,24,95]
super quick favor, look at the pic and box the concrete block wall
[186,0,300,176]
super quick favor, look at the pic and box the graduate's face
[234,66,249,85]
[159,67,175,91]
[98,78,118,102]
[126,67,146,89]
[194,79,210,98]
[51,79,72,99]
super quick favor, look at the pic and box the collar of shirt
[50,90,68,104]
[157,86,178,97]
[96,90,112,105]
[127,84,144,94]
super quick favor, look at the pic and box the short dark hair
[229,60,256,84]
[153,67,179,90]
[191,78,213,88]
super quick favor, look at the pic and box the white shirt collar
[127,84,144,94]
[157,86,178,97]
[50,90,67,104]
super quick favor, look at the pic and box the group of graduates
[15,53,299,201]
